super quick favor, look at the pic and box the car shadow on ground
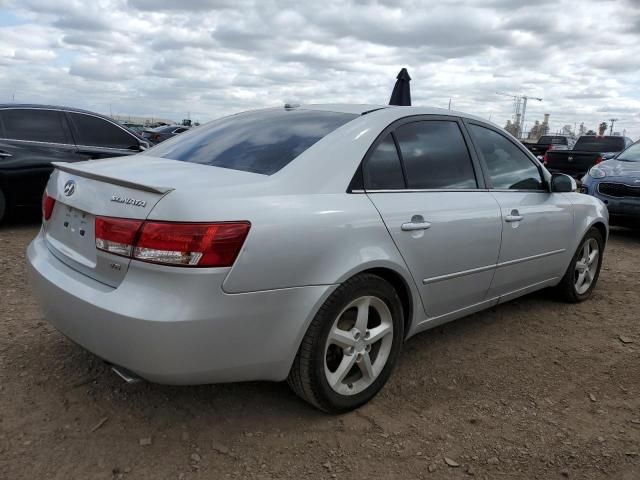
[0,207,41,230]
[609,226,640,243]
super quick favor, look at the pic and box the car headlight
[589,166,606,179]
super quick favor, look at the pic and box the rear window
[539,136,567,145]
[145,109,358,175]
[575,136,626,152]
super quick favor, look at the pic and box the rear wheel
[287,273,404,413]
[557,227,604,302]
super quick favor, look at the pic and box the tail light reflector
[94,217,250,268]
[595,155,603,164]
[42,193,56,221]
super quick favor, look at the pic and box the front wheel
[556,227,604,302]
[287,273,404,413]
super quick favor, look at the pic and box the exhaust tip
[109,364,142,384]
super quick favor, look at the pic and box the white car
[28,104,608,412]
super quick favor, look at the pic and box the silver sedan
[27,104,608,412]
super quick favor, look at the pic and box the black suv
[0,105,150,222]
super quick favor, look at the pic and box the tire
[287,273,404,413]
[556,227,604,303]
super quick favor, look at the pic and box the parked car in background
[142,125,190,144]
[28,104,608,413]
[0,104,150,223]
[525,135,575,158]
[544,135,633,180]
[120,122,145,134]
[582,140,640,227]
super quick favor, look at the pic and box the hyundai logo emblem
[63,180,76,197]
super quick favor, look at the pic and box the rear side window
[0,109,69,144]
[469,124,544,190]
[69,113,138,149]
[394,121,477,189]
[364,134,405,190]
[145,109,358,175]
[574,136,626,152]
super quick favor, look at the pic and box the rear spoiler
[52,162,174,195]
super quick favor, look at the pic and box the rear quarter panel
[147,191,424,323]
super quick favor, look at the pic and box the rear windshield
[539,136,567,145]
[575,136,625,152]
[145,109,358,175]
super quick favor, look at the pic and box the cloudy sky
[1,0,639,137]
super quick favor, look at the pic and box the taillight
[42,193,56,221]
[94,217,250,268]
[542,152,548,165]
[595,155,603,164]
[95,217,143,257]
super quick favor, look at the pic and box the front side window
[145,109,358,175]
[364,134,405,190]
[469,124,544,190]
[394,121,477,189]
[0,109,69,144]
[69,113,138,149]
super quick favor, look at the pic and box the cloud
[1,0,639,137]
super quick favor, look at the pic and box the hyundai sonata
[28,104,608,412]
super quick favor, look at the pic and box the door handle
[505,209,524,223]
[0,150,12,158]
[401,221,432,231]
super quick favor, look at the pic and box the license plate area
[46,204,97,268]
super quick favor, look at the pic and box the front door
[363,119,503,318]
[466,123,574,300]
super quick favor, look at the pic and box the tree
[598,122,608,136]
[585,129,596,136]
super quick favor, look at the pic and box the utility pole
[609,118,618,135]
[496,92,542,139]
[448,98,451,110]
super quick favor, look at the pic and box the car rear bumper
[27,230,335,385]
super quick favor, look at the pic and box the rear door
[0,107,77,207]
[466,122,574,301]
[66,112,142,160]
[364,117,502,318]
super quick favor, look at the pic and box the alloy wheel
[574,237,599,295]
[324,296,394,396]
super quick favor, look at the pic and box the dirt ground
[1,216,639,480]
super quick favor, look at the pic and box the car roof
[0,103,115,121]
[298,103,492,124]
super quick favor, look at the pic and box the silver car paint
[27,104,609,385]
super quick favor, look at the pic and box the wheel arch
[590,220,608,245]
[333,262,421,340]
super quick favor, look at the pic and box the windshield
[144,109,358,175]
[539,136,567,145]
[575,136,625,152]
[617,142,640,162]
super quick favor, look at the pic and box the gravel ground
[1,217,639,480]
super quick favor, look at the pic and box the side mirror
[136,141,150,151]
[550,173,576,193]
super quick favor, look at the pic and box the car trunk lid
[43,157,269,287]
[44,165,170,287]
